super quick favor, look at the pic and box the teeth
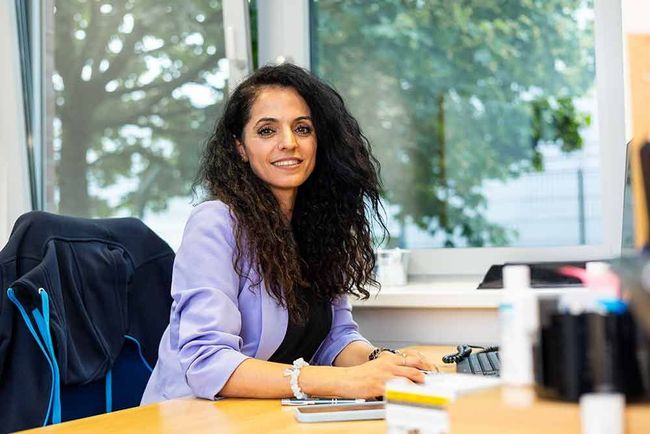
[273,160,300,167]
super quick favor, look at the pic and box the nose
[278,126,298,151]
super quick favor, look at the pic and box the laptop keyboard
[456,351,500,376]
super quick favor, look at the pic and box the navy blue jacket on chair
[0,211,173,433]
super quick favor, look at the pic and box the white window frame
[258,0,626,276]
[0,0,32,245]
[257,0,310,68]
[223,0,254,90]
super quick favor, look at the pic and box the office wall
[623,0,650,139]
[623,0,650,33]
[354,307,499,348]
[623,0,650,134]
[0,1,31,245]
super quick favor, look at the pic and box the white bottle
[499,265,539,387]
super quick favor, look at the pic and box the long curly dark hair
[195,63,387,323]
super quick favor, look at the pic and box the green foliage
[54,0,226,217]
[53,0,594,249]
[312,0,595,247]
[250,0,259,70]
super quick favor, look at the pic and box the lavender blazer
[141,201,369,404]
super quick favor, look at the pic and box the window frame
[0,0,32,244]
[260,0,626,276]
[223,0,254,91]
[257,0,310,68]
[9,0,626,272]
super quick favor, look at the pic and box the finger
[382,353,409,367]
[416,354,432,370]
[383,353,427,370]
[398,350,425,366]
[413,352,435,371]
[392,366,426,383]
[402,354,428,370]
[403,350,434,370]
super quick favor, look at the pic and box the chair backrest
[60,336,153,421]
[0,211,174,432]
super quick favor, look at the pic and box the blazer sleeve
[310,294,370,366]
[169,201,250,400]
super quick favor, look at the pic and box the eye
[295,125,313,136]
[257,127,275,137]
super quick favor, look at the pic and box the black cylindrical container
[534,309,650,402]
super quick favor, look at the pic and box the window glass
[311,0,600,248]
[47,0,228,248]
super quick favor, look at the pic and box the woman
[141,63,431,404]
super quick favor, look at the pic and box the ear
[234,137,248,162]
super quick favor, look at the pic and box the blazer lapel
[254,281,288,360]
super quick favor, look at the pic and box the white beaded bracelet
[283,357,310,399]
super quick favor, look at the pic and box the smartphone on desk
[281,397,366,406]
[293,401,385,423]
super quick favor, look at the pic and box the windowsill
[351,275,585,309]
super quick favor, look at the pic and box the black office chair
[0,211,174,432]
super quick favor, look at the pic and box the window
[17,0,626,275]
[307,0,625,274]
[38,0,250,249]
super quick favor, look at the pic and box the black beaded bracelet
[368,347,398,361]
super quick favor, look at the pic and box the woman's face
[236,86,317,204]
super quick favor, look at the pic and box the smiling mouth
[271,159,303,167]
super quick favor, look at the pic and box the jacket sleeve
[310,294,370,366]
[169,201,250,400]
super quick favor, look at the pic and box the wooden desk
[20,347,650,434]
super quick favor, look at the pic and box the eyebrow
[254,116,312,126]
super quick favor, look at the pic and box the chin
[272,182,305,190]
[272,176,309,188]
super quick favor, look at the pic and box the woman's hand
[390,348,437,372]
[332,350,430,399]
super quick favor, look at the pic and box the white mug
[375,248,410,286]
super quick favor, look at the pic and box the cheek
[246,141,273,171]
[305,139,317,170]
[303,139,318,162]
[306,154,317,176]
[250,160,270,180]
